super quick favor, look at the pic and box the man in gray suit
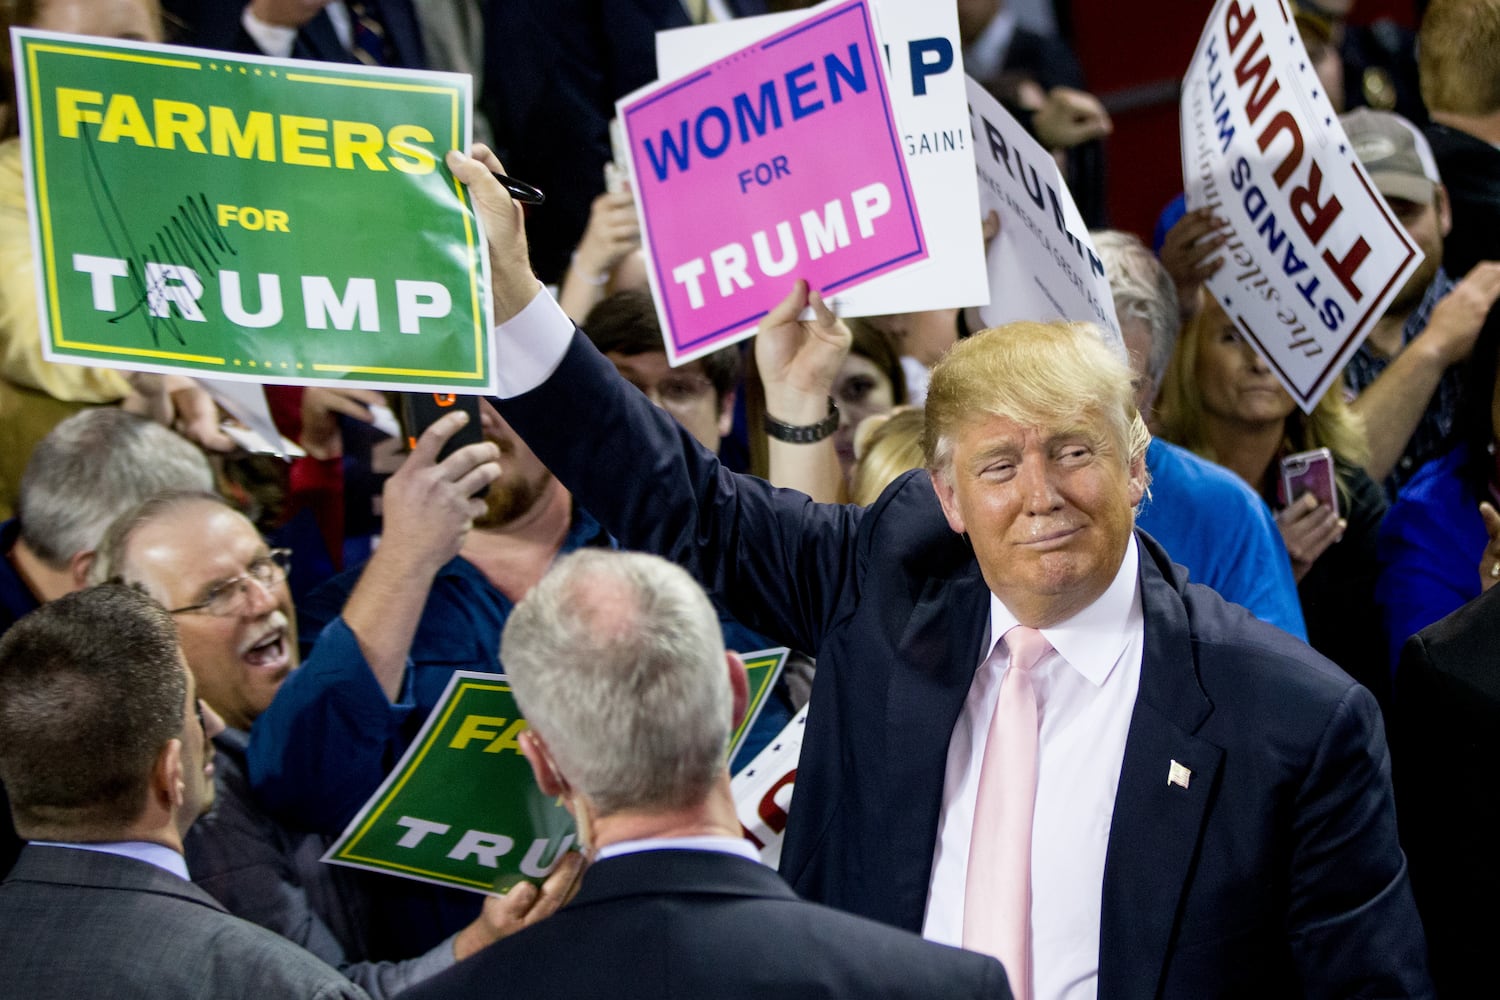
[401,549,1012,1000]
[91,487,579,997]
[0,585,367,1000]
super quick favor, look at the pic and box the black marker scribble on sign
[78,125,237,347]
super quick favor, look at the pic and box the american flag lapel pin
[1168,760,1192,790]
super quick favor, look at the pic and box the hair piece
[923,320,1148,484]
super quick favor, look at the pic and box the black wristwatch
[764,397,839,444]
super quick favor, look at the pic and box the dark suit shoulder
[0,848,364,999]
[1402,583,1500,683]
[402,852,1010,1000]
[861,469,972,574]
[1176,564,1357,700]
[1141,535,1377,746]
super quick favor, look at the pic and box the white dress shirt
[242,3,354,58]
[923,537,1144,1000]
[595,834,761,864]
[30,839,191,881]
[492,289,581,396]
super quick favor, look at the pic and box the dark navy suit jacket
[399,849,1011,1000]
[499,330,1432,999]
[1393,584,1500,996]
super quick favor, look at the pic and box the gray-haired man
[0,407,213,875]
[400,549,1013,1000]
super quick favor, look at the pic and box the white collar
[594,834,761,864]
[30,840,190,881]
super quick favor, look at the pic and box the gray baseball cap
[1340,107,1441,204]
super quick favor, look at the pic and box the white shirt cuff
[241,8,298,58]
[491,288,576,398]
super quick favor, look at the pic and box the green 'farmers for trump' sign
[11,29,494,392]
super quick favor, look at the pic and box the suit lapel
[883,559,991,931]
[1098,535,1223,1000]
[295,13,355,64]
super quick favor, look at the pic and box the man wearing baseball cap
[1340,107,1500,498]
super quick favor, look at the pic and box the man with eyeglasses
[582,289,741,455]
[0,584,368,1000]
[93,473,580,996]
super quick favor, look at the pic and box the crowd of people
[1,1,1497,998]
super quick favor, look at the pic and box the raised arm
[247,413,500,829]
[757,282,851,504]
[447,146,864,653]
[1350,262,1500,482]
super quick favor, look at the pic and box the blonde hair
[850,406,925,506]
[1156,305,1370,476]
[1419,0,1500,116]
[923,321,1149,484]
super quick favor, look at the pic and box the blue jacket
[1376,446,1487,672]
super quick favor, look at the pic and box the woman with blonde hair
[1156,295,1389,703]
[848,406,925,507]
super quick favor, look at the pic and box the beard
[473,467,552,528]
[1386,241,1442,315]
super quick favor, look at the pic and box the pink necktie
[963,625,1052,1000]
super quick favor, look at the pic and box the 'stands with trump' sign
[12,30,493,392]
[1180,0,1423,411]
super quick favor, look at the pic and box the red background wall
[1067,0,1420,243]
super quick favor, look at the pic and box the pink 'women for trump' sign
[618,0,927,365]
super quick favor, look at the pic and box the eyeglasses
[626,374,716,415]
[167,549,292,616]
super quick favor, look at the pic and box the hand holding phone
[1275,448,1344,581]
[1280,447,1339,519]
[400,393,490,497]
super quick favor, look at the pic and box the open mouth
[242,628,290,674]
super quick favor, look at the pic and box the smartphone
[399,393,487,495]
[1280,447,1339,518]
